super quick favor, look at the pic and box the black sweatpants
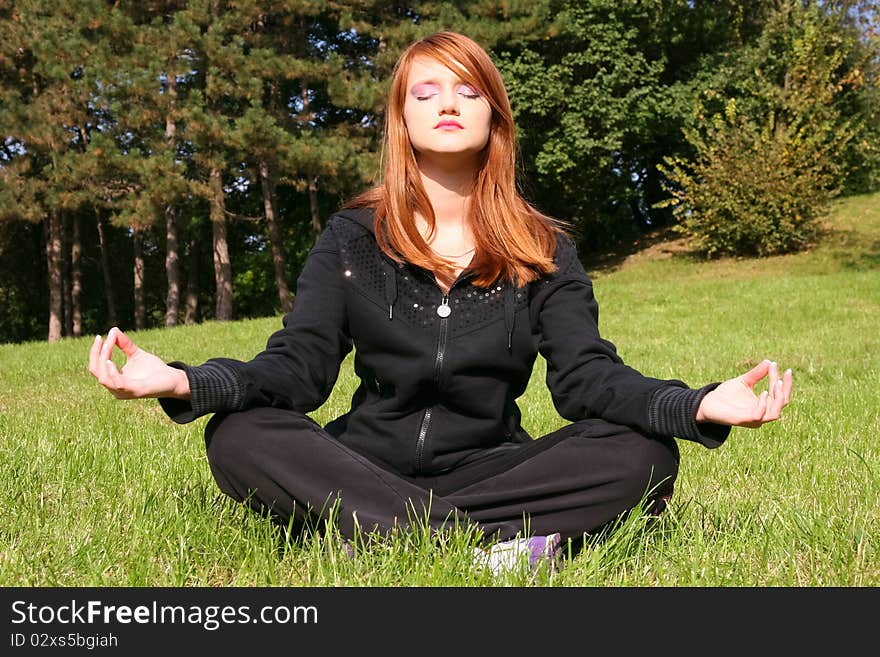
[204,407,679,545]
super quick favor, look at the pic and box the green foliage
[659,104,844,257]
[659,1,873,257]
[0,0,878,341]
[492,0,793,250]
[496,0,665,246]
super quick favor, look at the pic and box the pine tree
[111,3,196,328]
[0,0,122,341]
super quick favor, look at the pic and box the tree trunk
[164,74,180,327]
[300,81,323,237]
[71,213,82,337]
[165,205,180,327]
[209,167,233,321]
[185,232,200,325]
[133,227,146,330]
[96,213,118,327]
[259,160,293,313]
[46,211,63,342]
[61,212,72,337]
[165,75,177,141]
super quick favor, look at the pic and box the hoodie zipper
[415,293,451,473]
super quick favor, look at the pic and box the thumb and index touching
[89,327,140,379]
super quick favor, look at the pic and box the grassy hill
[1,191,878,586]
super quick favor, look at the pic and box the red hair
[346,31,566,287]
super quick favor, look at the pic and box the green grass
[1,191,878,586]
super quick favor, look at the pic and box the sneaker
[648,493,672,517]
[473,532,563,575]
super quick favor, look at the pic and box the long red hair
[345,31,566,287]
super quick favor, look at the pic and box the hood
[330,205,516,351]
[333,206,377,235]
[331,206,400,323]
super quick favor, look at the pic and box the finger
[88,335,102,376]
[767,361,780,400]
[94,342,115,389]
[114,329,140,359]
[752,390,769,424]
[103,356,126,396]
[103,355,118,387]
[741,359,771,389]
[764,369,794,421]
[740,391,770,428]
[99,326,120,364]
[782,368,793,405]
[765,380,785,420]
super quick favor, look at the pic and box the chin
[420,144,485,158]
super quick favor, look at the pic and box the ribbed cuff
[648,384,731,448]
[157,361,244,424]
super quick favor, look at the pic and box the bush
[658,1,871,258]
[658,102,845,257]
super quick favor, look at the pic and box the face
[402,56,493,162]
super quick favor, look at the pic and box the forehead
[406,56,472,85]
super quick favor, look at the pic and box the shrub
[658,101,849,257]
[658,1,868,257]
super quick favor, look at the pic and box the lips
[434,120,464,129]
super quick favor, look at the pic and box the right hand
[696,359,792,428]
[88,327,190,400]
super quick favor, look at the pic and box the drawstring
[382,260,398,320]
[383,260,514,347]
[504,283,515,352]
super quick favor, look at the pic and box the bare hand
[696,360,792,428]
[88,327,190,400]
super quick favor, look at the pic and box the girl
[88,31,792,572]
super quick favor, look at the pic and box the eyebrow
[409,80,477,92]
[409,69,471,86]
[410,81,440,90]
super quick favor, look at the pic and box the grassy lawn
[1,191,878,586]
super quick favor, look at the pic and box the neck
[416,154,479,228]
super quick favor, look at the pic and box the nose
[438,87,460,115]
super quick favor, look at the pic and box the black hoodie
[159,207,729,476]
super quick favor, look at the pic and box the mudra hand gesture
[89,326,791,431]
[88,327,190,400]
[697,360,792,428]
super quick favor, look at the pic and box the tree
[659,0,877,256]
[0,0,121,341]
[124,3,192,328]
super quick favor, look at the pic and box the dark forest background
[1,0,877,343]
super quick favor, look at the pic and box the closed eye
[411,83,439,101]
[458,85,481,99]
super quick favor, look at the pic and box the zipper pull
[436,295,451,318]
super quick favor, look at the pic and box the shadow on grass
[580,226,699,275]
[580,221,880,276]
[819,227,880,271]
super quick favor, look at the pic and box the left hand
[696,360,792,428]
